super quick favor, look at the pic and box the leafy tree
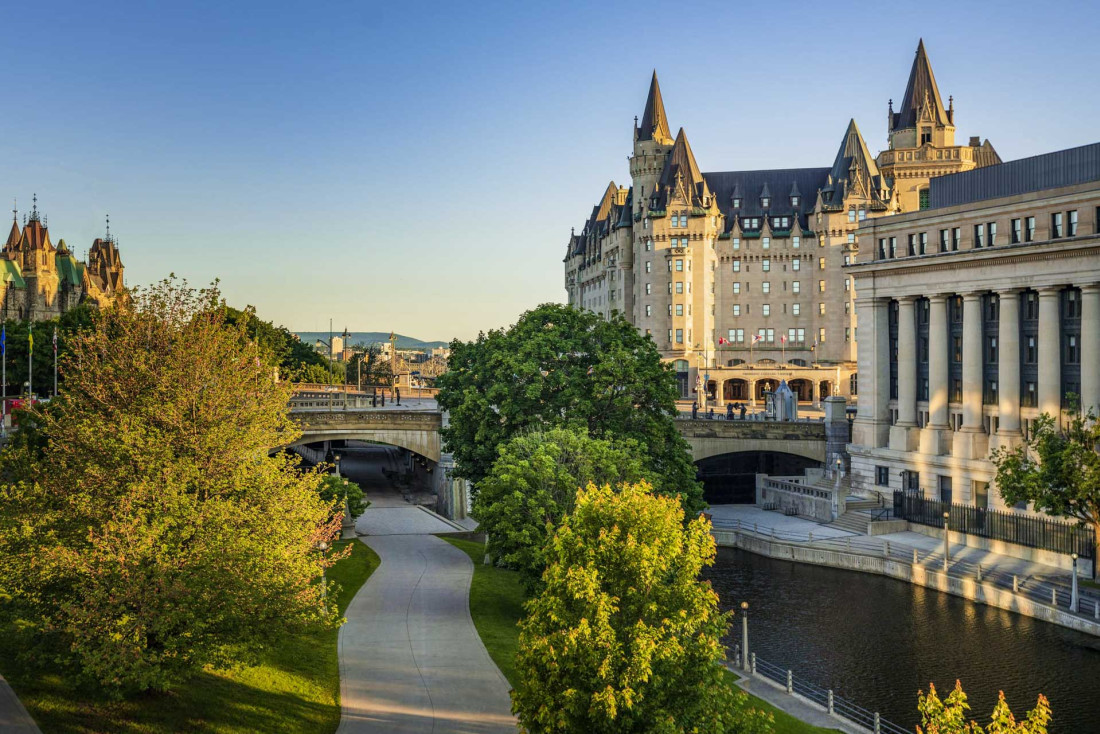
[0,279,344,692]
[991,409,1100,550]
[345,343,393,388]
[437,304,701,513]
[0,303,97,397]
[475,426,652,591]
[917,681,1051,733]
[223,305,335,383]
[512,483,771,734]
[319,473,369,518]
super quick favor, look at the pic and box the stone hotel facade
[564,41,999,406]
[849,144,1100,509]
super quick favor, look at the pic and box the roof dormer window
[732,198,741,208]
[791,196,800,207]
[761,197,770,208]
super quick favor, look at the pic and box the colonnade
[867,284,1100,459]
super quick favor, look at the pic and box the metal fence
[732,647,908,734]
[893,491,1094,560]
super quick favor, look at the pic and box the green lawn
[0,538,379,734]
[442,536,837,734]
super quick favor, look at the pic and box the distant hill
[294,332,450,350]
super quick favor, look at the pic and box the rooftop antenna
[11,199,16,222]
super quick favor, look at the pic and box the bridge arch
[287,410,442,463]
[696,450,823,504]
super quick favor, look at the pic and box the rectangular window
[645,239,653,251]
[792,281,800,294]
[793,258,800,271]
[819,302,825,315]
[987,336,998,363]
[762,259,771,272]
[908,234,916,256]
[792,303,800,315]
[919,232,928,255]
[645,261,652,273]
[645,283,651,295]
[675,304,683,316]
[848,210,856,223]
[953,336,962,363]
[668,304,673,316]
[1052,212,1064,238]
[1068,210,1078,236]
[875,466,889,486]
[974,224,984,248]
[675,259,683,271]
[667,282,672,294]
[733,282,741,294]
[818,327,826,343]
[1025,217,1035,242]
[818,280,825,293]
[793,236,800,248]
[1011,218,1022,244]
[844,255,850,266]
[845,327,851,342]
[667,260,673,272]
[733,304,741,317]
[670,216,678,228]
[645,305,652,317]
[848,233,855,246]
[733,237,740,250]
[732,259,741,272]
[1026,335,1037,363]
[766,328,775,343]
[668,329,673,343]
[988,222,997,247]
[762,281,771,294]
[1067,334,1079,364]
[818,257,825,270]
[890,236,898,257]
[844,278,851,292]
[939,229,949,252]
[859,208,867,222]
[762,304,771,317]
[675,328,683,343]
[762,237,770,249]
[951,228,960,251]
[879,238,887,259]
[675,282,684,294]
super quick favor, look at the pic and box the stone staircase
[826,510,875,534]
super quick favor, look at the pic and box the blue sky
[4,0,1097,340]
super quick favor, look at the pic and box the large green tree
[437,304,701,513]
[474,426,652,591]
[0,279,343,693]
[223,304,336,383]
[512,482,771,734]
[916,681,1050,733]
[991,410,1100,550]
[0,303,96,397]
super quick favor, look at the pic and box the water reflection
[705,548,1100,733]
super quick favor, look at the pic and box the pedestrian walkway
[0,674,40,733]
[708,504,1100,623]
[338,498,516,733]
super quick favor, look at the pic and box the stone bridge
[288,408,442,462]
[676,418,828,463]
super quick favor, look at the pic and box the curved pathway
[337,449,515,733]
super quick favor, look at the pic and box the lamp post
[1071,553,1080,613]
[317,539,329,604]
[943,512,950,572]
[740,601,749,671]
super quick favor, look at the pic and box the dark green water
[705,547,1100,732]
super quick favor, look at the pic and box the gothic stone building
[1,200,126,321]
[564,41,999,407]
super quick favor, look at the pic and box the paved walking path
[338,486,516,733]
[0,674,40,733]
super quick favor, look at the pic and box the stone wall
[678,418,827,462]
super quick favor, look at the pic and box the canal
[706,548,1100,732]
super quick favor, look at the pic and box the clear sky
[4,0,1098,341]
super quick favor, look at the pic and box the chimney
[969,136,981,147]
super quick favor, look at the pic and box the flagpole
[28,330,33,398]
[53,327,58,398]
[1,326,5,435]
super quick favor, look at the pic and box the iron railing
[731,648,908,734]
[893,491,1094,559]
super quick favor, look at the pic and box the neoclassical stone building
[0,199,125,321]
[849,143,1100,509]
[564,41,999,405]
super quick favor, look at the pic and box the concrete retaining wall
[868,520,907,536]
[712,529,1100,636]
[905,523,1095,576]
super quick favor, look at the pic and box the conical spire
[830,119,880,182]
[894,39,949,130]
[656,128,709,207]
[637,71,673,144]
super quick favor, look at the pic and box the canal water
[705,548,1100,732]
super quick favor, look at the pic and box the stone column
[997,289,1022,438]
[921,294,950,455]
[896,297,917,426]
[1038,287,1062,423]
[953,292,987,460]
[1081,283,1100,417]
[889,296,918,452]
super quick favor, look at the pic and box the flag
[752,334,763,344]
[1,325,5,356]
[53,327,57,354]
[718,337,727,345]
[780,335,787,344]
[28,331,32,352]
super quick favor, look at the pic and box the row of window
[731,196,801,210]
[733,258,842,274]
[725,327,828,344]
[879,209,1091,260]
[731,235,804,250]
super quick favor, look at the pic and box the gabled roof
[0,259,25,288]
[637,71,673,144]
[654,128,709,209]
[19,220,53,251]
[759,182,772,200]
[56,252,84,286]
[892,39,950,130]
[973,139,1002,168]
[594,181,617,223]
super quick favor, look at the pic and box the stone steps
[826,510,874,534]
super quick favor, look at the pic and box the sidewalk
[707,504,1100,623]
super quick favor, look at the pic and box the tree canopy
[0,279,343,692]
[224,305,337,383]
[991,409,1100,548]
[511,482,771,734]
[474,426,652,591]
[436,303,701,513]
[917,681,1050,733]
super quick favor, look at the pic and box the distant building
[564,41,999,404]
[1,198,126,321]
[849,143,1100,509]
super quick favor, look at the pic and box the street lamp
[317,539,330,604]
[740,601,750,672]
[1071,553,1080,613]
[943,512,950,572]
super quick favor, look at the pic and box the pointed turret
[637,71,673,145]
[893,39,950,130]
[594,181,618,223]
[824,119,888,206]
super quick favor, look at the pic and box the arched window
[672,360,690,373]
[727,358,745,367]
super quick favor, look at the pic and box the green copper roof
[56,254,84,286]
[0,259,24,288]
